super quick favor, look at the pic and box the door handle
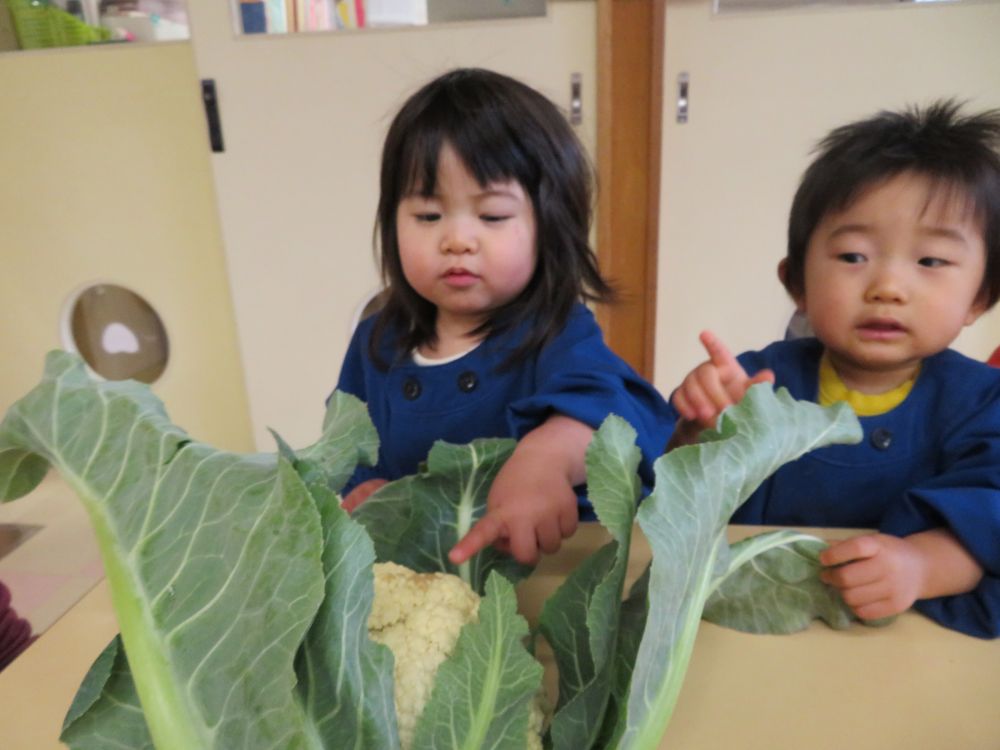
[201,79,225,153]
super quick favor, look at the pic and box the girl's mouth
[442,269,479,288]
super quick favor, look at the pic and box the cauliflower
[369,562,547,750]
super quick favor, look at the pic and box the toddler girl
[335,68,672,565]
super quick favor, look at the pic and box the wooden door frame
[596,0,665,381]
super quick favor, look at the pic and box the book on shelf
[239,0,371,32]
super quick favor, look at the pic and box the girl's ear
[777,259,806,312]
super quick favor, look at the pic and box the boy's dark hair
[784,100,1000,308]
[370,67,614,368]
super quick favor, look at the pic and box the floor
[0,472,103,641]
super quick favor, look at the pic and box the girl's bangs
[396,128,444,198]
[397,111,529,198]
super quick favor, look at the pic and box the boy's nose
[865,268,906,303]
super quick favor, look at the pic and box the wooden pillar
[596,0,665,381]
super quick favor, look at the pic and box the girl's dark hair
[370,67,614,368]
[785,100,1000,308]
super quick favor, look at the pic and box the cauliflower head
[369,562,547,750]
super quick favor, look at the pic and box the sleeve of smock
[332,319,378,493]
[335,320,369,402]
[506,307,674,489]
[879,395,1000,639]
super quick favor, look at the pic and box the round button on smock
[870,427,893,451]
[457,371,478,393]
[402,376,421,400]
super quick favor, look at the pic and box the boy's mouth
[857,318,906,339]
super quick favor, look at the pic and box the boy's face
[794,171,987,392]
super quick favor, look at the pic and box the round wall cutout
[61,283,169,384]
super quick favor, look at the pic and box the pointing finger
[698,330,741,377]
[449,514,505,565]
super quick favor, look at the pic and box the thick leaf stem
[459,602,505,750]
[626,553,717,750]
[79,479,208,750]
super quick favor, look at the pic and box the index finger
[819,535,880,567]
[449,514,506,565]
[698,330,740,374]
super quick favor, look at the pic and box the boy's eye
[836,252,866,264]
[918,257,950,268]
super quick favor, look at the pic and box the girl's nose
[440,219,478,254]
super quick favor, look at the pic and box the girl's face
[795,171,987,393]
[396,143,537,343]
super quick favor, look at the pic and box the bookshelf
[233,0,546,35]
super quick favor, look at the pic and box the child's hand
[341,478,388,512]
[819,529,983,621]
[819,534,926,620]
[448,416,591,566]
[449,452,579,566]
[672,330,774,432]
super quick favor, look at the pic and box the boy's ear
[964,293,990,327]
[777,259,806,311]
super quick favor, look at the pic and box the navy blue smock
[335,303,674,517]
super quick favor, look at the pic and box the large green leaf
[351,438,530,593]
[59,475,401,750]
[281,392,379,493]
[411,572,543,750]
[60,636,153,750]
[620,384,863,749]
[0,352,329,748]
[294,482,399,749]
[595,568,649,749]
[702,530,856,633]
[539,416,642,749]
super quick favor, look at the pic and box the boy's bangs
[835,171,986,228]
[918,175,987,228]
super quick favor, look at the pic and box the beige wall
[656,0,1000,393]
[0,43,254,452]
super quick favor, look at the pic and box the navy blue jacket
[727,338,1000,639]
[335,303,673,515]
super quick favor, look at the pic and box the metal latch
[570,73,583,126]
[677,72,690,124]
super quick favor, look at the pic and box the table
[1,520,997,749]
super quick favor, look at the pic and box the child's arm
[448,414,591,566]
[669,331,774,447]
[819,529,984,621]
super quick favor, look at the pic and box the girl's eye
[918,257,950,268]
[415,213,441,223]
[836,252,866,264]
[481,214,510,223]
